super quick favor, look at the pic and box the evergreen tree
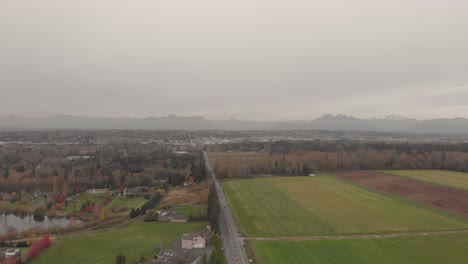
[201,252,208,264]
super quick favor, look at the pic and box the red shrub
[84,205,94,213]
[27,235,53,260]
[55,194,65,204]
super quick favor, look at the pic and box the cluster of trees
[0,143,207,194]
[33,206,47,221]
[129,191,164,219]
[214,149,468,178]
[207,183,220,233]
[143,209,158,222]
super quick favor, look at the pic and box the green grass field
[33,221,207,264]
[107,196,147,209]
[252,234,468,264]
[223,175,468,237]
[381,170,468,191]
[173,205,207,217]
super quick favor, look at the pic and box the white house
[181,233,206,249]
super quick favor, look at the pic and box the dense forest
[0,143,206,193]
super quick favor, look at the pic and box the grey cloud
[0,0,467,120]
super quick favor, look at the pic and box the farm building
[158,211,188,223]
[124,186,149,196]
[170,215,189,223]
[86,188,109,194]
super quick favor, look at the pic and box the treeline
[214,150,468,178]
[207,183,220,234]
[209,140,468,154]
[130,188,166,218]
[205,183,224,264]
[140,192,163,214]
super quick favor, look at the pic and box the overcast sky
[1,0,467,121]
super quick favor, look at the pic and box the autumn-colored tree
[186,175,195,184]
[100,207,107,222]
[27,230,37,246]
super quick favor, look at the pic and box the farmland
[381,170,468,191]
[252,234,468,264]
[159,182,210,208]
[332,171,468,218]
[33,221,207,264]
[222,175,468,237]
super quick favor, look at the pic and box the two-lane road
[203,151,249,264]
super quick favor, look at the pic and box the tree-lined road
[203,151,248,264]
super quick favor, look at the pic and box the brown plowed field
[331,170,468,218]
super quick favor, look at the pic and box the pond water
[0,213,82,234]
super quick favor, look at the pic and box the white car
[5,248,20,259]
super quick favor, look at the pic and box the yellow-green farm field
[380,170,468,191]
[223,175,468,237]
[252,234,468,264]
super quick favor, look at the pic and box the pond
[0,213,82,234]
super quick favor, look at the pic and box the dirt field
[331,171,468,218]
[160,182,210,207]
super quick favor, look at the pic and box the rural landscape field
[380,170,468,191]
[332,170,468,218]
[221,167,468,263]
[223,175,468,237]
[3,1,468,263]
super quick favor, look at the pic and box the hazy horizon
[2,113,468,123]
[1,1,467,121]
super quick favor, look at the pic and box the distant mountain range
[1,114,468,134]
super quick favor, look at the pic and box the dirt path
[246,229,468,241]
[331,170,468,218]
